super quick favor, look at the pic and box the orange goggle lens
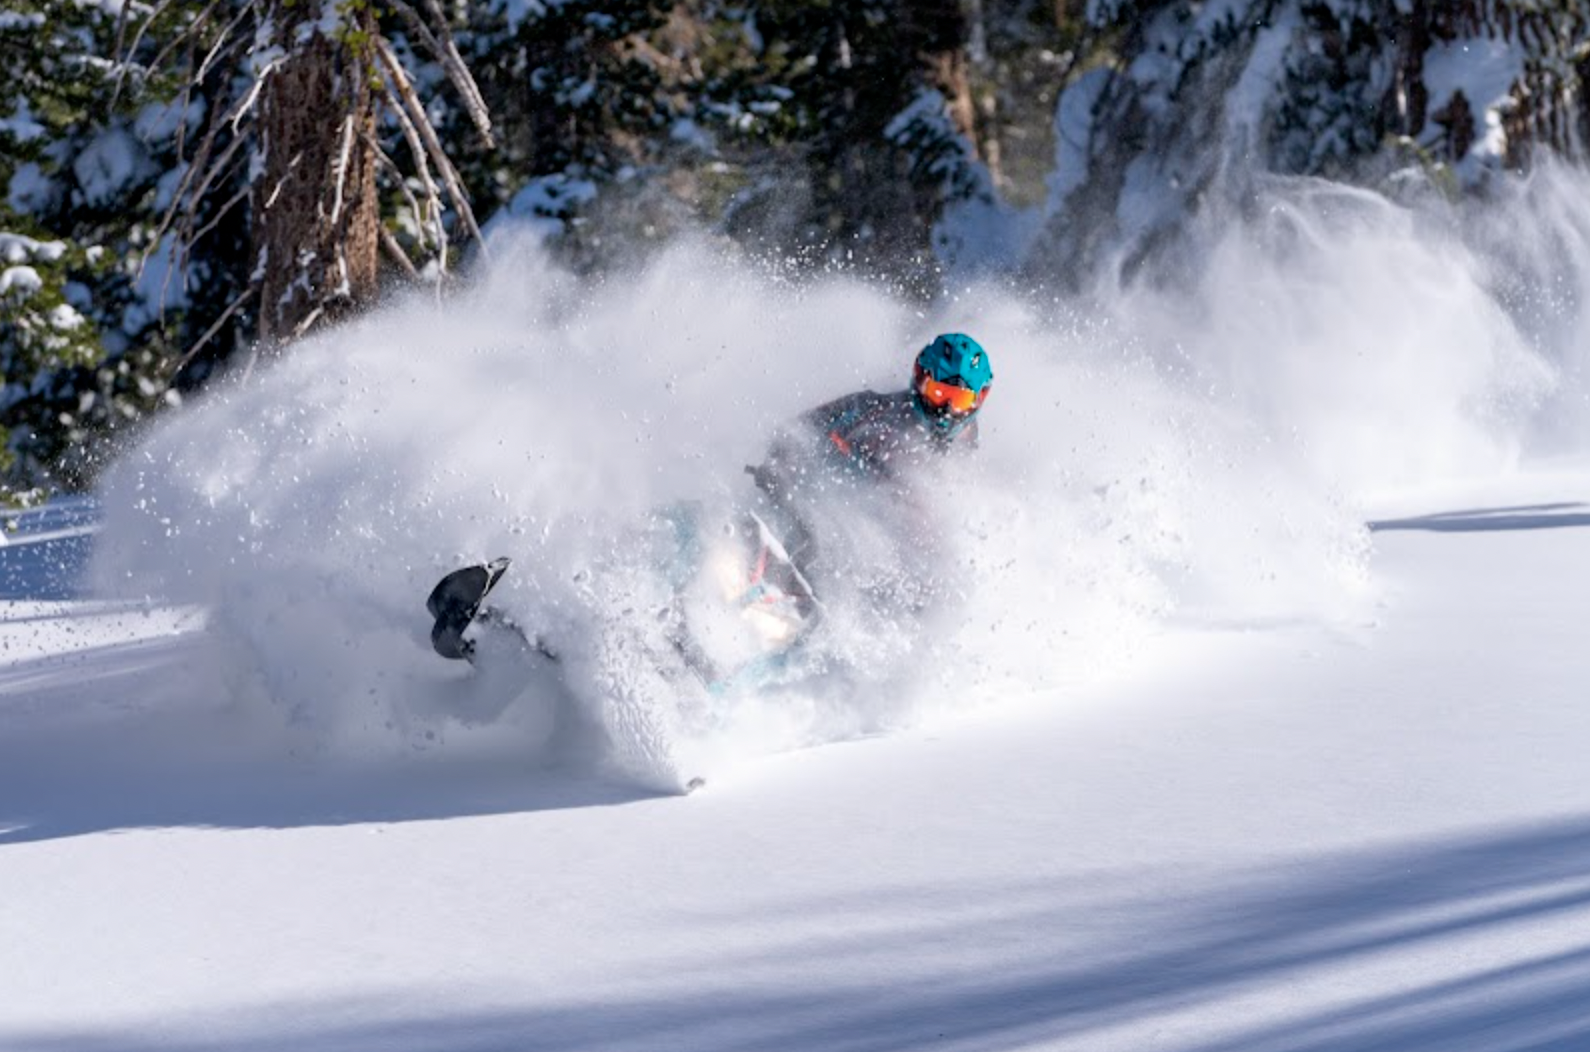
[917,374,984,414]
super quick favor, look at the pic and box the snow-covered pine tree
[1030,0,1590,288]
[2,0,496,496]
[0,0,200,499]
[689,0,987,293]
[442,0,692,265]
[152,0,494,350]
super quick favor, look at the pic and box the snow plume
[89,169,1590,790]
[1119,176,1558,501]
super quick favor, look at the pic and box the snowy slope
[3,471,1590,1051]
[5,173,1590,1050]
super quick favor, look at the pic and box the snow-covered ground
[5,175,1590,1050]
[4,465,1589,1051]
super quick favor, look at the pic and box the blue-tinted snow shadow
[1369,502,1590,533]
[0,631,655,846]
[14,816,1590,1052]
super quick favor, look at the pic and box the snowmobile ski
[426,556,511,660]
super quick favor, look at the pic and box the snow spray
[90,165,1590,789]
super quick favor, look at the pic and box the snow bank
[88,168,1590,789]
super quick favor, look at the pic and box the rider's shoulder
[804,388,893,427]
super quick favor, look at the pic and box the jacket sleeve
[748,394,861,499]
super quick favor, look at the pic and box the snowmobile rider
[746,332,993,575]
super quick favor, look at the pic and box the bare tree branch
[380,226,422,279]
[374,64,450,266]
[187,176,252,245]
[229,54,280,133]
[289,304,325,340]
[375,38,487,252]
[110,0,178,110]
[328,113,356,227]
[138,51,277,285]
[367,132,436,257]
[197,1,256,82]
[109,0,131,99]
[170,285,257,376]
[388,0,494,148]
[144,0,222,90]
[179,131,249,225]
[261,151,304,212]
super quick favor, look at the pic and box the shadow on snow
[1368,502,1590,533]
[11,816,1590,1052]
[0,629,651,845]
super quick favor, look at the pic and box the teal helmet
[912,333,992,437]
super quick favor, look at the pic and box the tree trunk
[253,1,380,347]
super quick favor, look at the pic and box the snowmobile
[425,501,824,695]
[419,434,949,793]
[421,495,848,792]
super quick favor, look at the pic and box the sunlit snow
[4,166,1590,1051]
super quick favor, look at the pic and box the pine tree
[687,0,985,293]
[0,0,196,498]
[1,0,494,496]
[1030,0,1590,287]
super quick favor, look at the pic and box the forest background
[3,0,1588,503]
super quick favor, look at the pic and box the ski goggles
[916,371,987,415]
